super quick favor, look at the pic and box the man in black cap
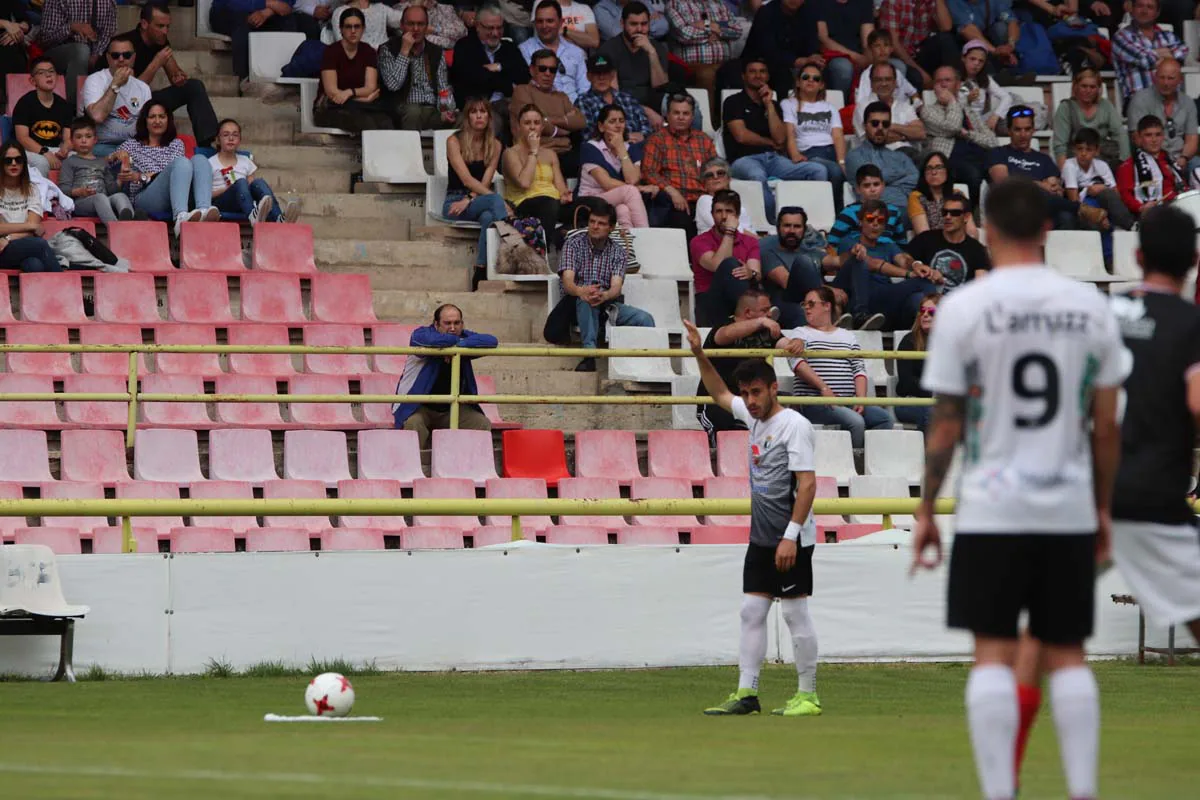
[575,53,654,141]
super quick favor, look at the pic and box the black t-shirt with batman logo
[12,92,74,150]
[904,230,991,290]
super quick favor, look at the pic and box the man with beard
[597,2,670,127]
[903,193,989,291]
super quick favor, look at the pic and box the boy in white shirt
[1063,127,1135,231]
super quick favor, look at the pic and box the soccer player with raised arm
[685,319,822,718]
[911,178,1130,800]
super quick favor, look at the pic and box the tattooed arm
[911,392,965,573]
[1091,385,1122,563]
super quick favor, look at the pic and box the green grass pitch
[0,662,1196,799]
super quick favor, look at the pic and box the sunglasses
[1007,106,1035,120]
[534,64,557,73]
[342,23,364,30]
[942,208,966,217]
[801,299,827,309]
[862,214,886,223]
[701,169,728,180]
[3,156,24,165]
[867,119,891,128]
[920,307,938,317]
[800,74,823,82]
[109,51,135,60]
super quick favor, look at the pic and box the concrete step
[372,290,535,323]
[206,96,301,121]
[315,239,475,269]
[177,116,295,144]
[302,193,422,220]
[245,145,360,172]
[305,215,412,241]
[498,399,673,432]
[150,72,240,98]
[172,50,233,76]
[318,260,470,293]
[257,167,354,194]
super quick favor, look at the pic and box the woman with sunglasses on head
[118,101,221,237]
[782,67,846,211]
[893,292,941,433]
[1050,67,1125,170]
[503,103,572,247]
[909,151,978,237]
[0,142,60,272]
[693,157,754,235]
[314,8,393,132]
[577,104,651,228]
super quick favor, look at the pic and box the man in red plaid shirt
[642,92,717,238]
[877,0,959,90]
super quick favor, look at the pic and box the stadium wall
[0,541,1148,676]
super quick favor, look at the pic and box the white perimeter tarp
[0,538,1163,676]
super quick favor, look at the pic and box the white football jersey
[922,265,1131,534]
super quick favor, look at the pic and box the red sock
[1015,683,1043,782]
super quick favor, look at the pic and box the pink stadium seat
[358,374,398,425]
[90,526,163,554]
[115,482,184,534]
[556,477,625,531]
[716,430,749,478]
[0,277,13,321]
[501,429,570,486]
[543,525,609,545]
[213,374,285,426]
[0,431,53,485]
[474,374,519,430]
[134,428,204,483]
[166,273,234,323]
[310,273,377,323]
[484,478,552,532]
[616,527,680,545]
[170,526,236,553]
[80,324,149,375]
[356,429,424,486]
[252,222,316,272]
[400,526,465,549]
[320,527,388,551]
[227,324,295,376]
[574,430,642,484]
[0,483,26,539]
[19,273,87,323]
[472,525,531,546]
[189,481,259,531]
[246,527,314,552]
[40,481,107,533]
[702,476,750,526]
[371,323,416,374]
[14,527,81,555]
[412,477,478,533]
[60,429,130,483]
[179,222,245,272]
[812,476,880,543]
[302,324,370,375]
[283,429,352,484]
[690,525,750,544]
[647,430,714,484]
[154,324,221,376]
[263,479,329,531]
[107,221,174,273]
[429,429,498,486]
[287,375,358,427]
[40,219,94,239]
[239,273,305,323]
[0,374,60,428]
[4,324,73,376]
[93,274,161,324]
[63,375,127,427]
[336,478,405,530]
[630,478,697,530]
[208,428,279,483]
[140,374,211,427]
[6,73,65,116]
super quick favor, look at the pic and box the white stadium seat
[607,326,673,383]
[825,89,844,111]
[626,228,692,281]
[296,78,348,136]
[249,32,305,82]
[362,130,429,183]
[670,375,702,430]
[729,178,772,232]
[686,88,714,136]
[863,429,925,485]
[195,0,231,42]
[774,180,836,233]
[813,429,857,485]
[851,330,888,390]
[616,275,684,334]
[849,475,914,528]
[1044,230,1116,283]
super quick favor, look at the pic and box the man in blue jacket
[392,304,498,448]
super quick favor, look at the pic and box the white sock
[779,597,818,693]
[1049,666,1100,799]
[737,595,771,692]
[965,664,1018,800]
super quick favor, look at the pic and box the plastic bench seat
[302,324,370,375]
[154,324,222,376]
[13,528,81,555]
[208,428,279,483]
[108,221,174,273]
[134,429,204,483]
[543,525,609,545]
[40,218,93,239]
[412,477,478,533]
[849,475,914,528]
[716,430,749,477]
[6,324,73,376]
[336,478,406,530]
[115,482,184,534]
[400,527,465,549]
[473,374,520,430]
[239,273,305,323]
[283,429,352,485]
[179,221,245,272]
[429,429,498,486]
[213,374,285,426]
[310,273,377,323]
[227,324,295,376]
[606,327,673,382]
[356,429,424,486]
[90,526,163,554]
[170,526,236,553]
[690,525,749,544]
[94,274,161,324]
[484,477,552,532]
[189,480,259,531]
[263,479,330,530]
[501,429,570,486]
[702,476,750,526]
[574,429,642,484]
[80,323,149,375]
[140,374,211,426]
[864,429,925,485]
[472,525,529,546]
[815,429,857,485]
[246,527,314,552]
[320,527,388,551]
[630,478,697,530]
[287,375,358,427]
[60,429,130,483]
[252,223,316,273]
[167,273,234,323]
[615,527,680,545]
[371,323,416,374]
[358,374,398,425]
[0,483,24,539]
[19,273,87,323]
[0,275,12,321]
[557,477,625,530]
[647,430,714,484]
[40,481,107,533]
[62,375,127,427]
[0,374,60,428]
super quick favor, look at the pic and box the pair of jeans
[74,192,135,222]
[799,403,893,449]
[772,251,825,328]
[0,236,59,272]
[443,191,508,267]
[153,80,220,145]
[731,151,826,222]
[800,144,846,212]
[575,299,654,349]
[132,155,214,218]
[43,42,89,106]
[894,403,931,433]
[948,139,989,208]
[213,177,281,222]
[832,258,936,329]
[210,7,298,79]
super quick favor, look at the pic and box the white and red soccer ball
[304,672,355,717]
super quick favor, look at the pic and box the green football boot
[702,688,761,716]
[771,690,822,716]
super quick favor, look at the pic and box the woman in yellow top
[503,104,573,246]
[907,151,978,237]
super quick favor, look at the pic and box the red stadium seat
[80,324,149,375]
[252,222,316,272]
[213,374,285,427]
[0,277,13,321]
[0,483,23,539]
[283,429,352,484]
[227,324,295,376]
[0,374,60,428]
[246,527,314,552]
[430,429,498,486]
[170,526,236,553]
[239,273,305,323]
[574,430,642,484]
[647,430,714,484]
[302,324,370,375]
[356,429,424,486]
[39,218,94,239]
[556,477,625,531]
[90,526,163,554]
[812,475,881,542]
[154,324,221,376]
[62,374,127,426]
[400,526,465,549]
[471,525,529,546]
[501,429,570,486]
[310,273,377,323]
[134,428,204,483]
[209,428,279,483]
[140,374,211,427]
[5,324,72,376]
[616,527,680,545]
[40,481,107,533]
[166,273,234,323]
[60,429,130,483]
[189,480,259,531]
[474,374,519,430]
[19,273,87,323]
[107,221,174,273]
[287,375,358,427]
[115,482,184,534]
[412,477,478,533]
[93,273,161,324]
[716,430,749,477]
[320,527,388,551]
[690,525,750,544]
[630,477,697,530]
[358,374,398,426]
[14,527,81,555]
[702,476,750,526]
[179,221,245,272]
[371,323,416,374]
[484,477,552,532]
[263,479,329,531]
[6,73,65,115]
[336,478,406,530]
[543,525,609,545]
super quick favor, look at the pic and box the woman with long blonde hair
[895,292,941,432]
[443,96,509,280]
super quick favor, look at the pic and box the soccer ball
[304,672,355,717]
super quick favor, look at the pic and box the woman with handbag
[502,103,572,249]
[576,104,652,228]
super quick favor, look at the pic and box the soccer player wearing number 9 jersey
[911,179,1131,800]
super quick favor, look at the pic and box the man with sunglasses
[511,49,586,176]
[519,1,589,102]
[828,164,908,249]
[844,101,919,211]
[904,193,990,290]
[81,36,152,156]
[38,0,117,107]
[851,62,925,158]
[1125,57,1200,180]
